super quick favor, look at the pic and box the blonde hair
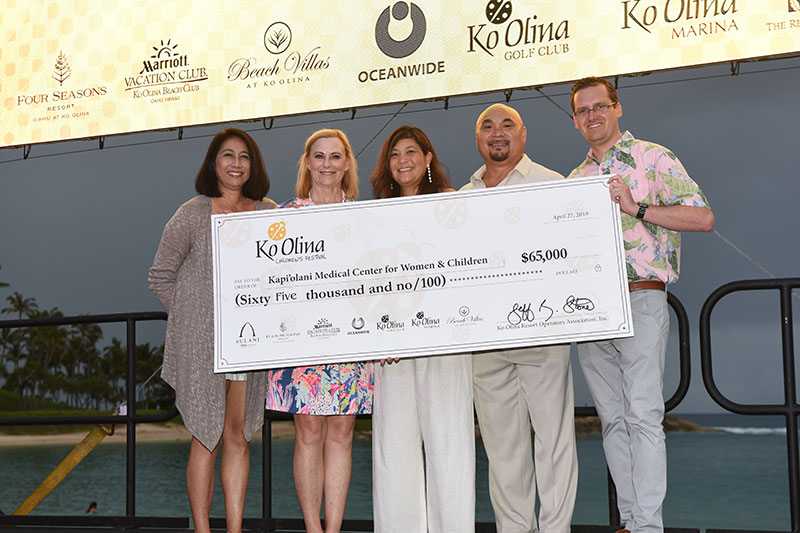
[296,129,359,199]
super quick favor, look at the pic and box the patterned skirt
[266,362,374,415]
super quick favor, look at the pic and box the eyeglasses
[574,102,617,118]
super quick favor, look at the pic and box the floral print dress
[265,195,374,415]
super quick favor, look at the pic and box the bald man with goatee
[461,104,578,533]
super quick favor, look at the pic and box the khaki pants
[473,344,577,533]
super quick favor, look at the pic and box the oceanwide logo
[358,2,445,83]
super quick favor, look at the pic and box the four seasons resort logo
[52,51,71,86]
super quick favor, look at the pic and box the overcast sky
[1,58,799,414]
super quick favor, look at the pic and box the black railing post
[126,317,137,518]
[780,284,800,533]
[700,277,800,533]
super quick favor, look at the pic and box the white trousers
[372,353,475,533]
[578,290,669,533]
[473,345,577,533]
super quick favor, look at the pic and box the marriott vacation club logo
[227,21,331,89]
[255,220,326,264]
[467,0,570,61]
[308,317,341,338]
[16,50,106,122]
[359,2,445,83]
[124,39,208,103]
[621,0,739,39]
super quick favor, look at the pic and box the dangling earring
[427,164,432,184]
[390,181,395,192]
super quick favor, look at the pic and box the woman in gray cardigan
[149,128,274,533]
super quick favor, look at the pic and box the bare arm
[609,176,714,232]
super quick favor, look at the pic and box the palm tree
[2,292,38,319]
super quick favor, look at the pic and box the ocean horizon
[0,413,792,532]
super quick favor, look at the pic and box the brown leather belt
[628,280,666,292]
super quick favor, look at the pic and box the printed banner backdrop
[2,0,798,148]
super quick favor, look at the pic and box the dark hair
[570,77,619,112]
[194,128,270,200]
[370,126,451,199]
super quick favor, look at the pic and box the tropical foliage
[0,268,172,411]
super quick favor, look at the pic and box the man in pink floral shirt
[568,77,714,533]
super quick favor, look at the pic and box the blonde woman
[266,129,372,533]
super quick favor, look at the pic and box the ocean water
[0,413,793,532]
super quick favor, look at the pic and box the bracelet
[636,202,648,220]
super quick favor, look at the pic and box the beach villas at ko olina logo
[467,0,571,61]
[226,20,330,88]
[255,221,325,263]
[359,2,445,83]
[621,0,739,38]
[124,39,208,103]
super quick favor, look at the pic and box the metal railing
[0,284,748,532]
[700,277,800,533]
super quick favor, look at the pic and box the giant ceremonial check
[211,176,633,371]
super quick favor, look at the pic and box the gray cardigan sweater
[148,195,274,450]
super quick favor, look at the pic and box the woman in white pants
[369,126,476,533]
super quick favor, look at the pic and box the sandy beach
[0,415,704,447]
[0,421,298,447]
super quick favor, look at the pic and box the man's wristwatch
[636,202,648,220]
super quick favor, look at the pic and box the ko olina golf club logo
[375,1,426,58]
[467,0,571,61]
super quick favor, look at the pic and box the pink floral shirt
[568,131,710,284]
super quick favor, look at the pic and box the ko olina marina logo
[621,0,739,39]
[255,221,326,263]
[375,2,427,58]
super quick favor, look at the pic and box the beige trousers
[473,345,578,533]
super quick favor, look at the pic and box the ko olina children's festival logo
[123,39,208,104]
[359,1,445,83]
[226,20,331,89]
[466,0,571,62]
[255,221,326,263]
